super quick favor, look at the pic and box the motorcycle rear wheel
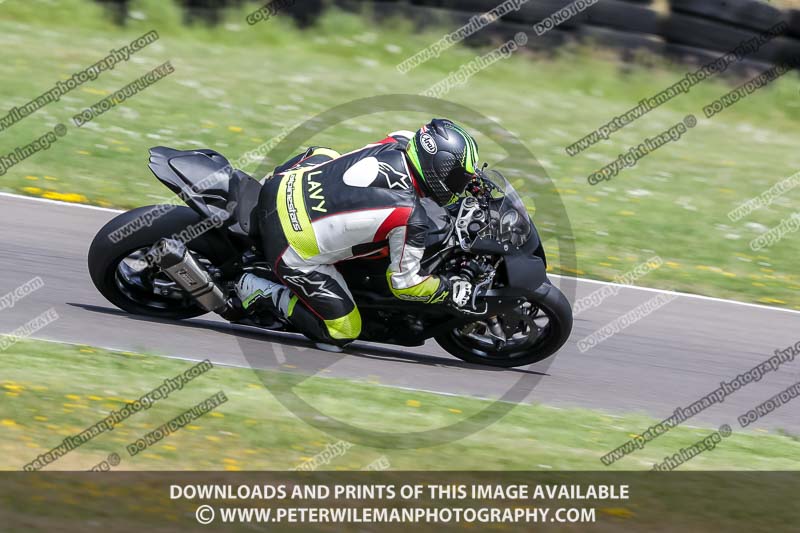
[88,205,220,320]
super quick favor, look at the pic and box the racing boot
[235,274,352,353]
[235,273,291,319]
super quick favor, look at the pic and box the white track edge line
[548,274,800,315]
[0,192,123,213]
[26,335,499,402]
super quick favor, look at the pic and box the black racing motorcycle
[88,147,572,368]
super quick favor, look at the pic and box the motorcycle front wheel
[435,282,573,368]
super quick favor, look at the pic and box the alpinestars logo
[283,275,343,301]
[377,161,409,189]
[285,173,302,231]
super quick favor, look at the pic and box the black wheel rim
[113,247,202,312]
[448,302,554,362]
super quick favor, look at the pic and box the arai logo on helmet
[419,132,437,155]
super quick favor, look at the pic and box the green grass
[1,0,800,310]
[1,339,798,471]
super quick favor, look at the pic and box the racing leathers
[253,131,452,346]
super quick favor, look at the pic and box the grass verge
[0,339,797,471]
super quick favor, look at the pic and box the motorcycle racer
[235,118,482,349]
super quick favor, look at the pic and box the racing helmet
[405,118,480,206]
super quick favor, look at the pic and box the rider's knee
[323,306,361,343]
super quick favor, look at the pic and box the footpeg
[147,238,228,313]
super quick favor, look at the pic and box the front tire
[435,282,573,368]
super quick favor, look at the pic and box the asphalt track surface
[1,194,798,433]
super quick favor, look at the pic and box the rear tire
[88,205,220,320]
[435,282,573,368]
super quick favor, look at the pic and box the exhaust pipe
[147,238,227,313]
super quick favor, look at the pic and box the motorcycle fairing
[148,146,234,222]
[148,147,263,240]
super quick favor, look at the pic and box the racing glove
[447,277,486,316]
[450,278,474,307]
